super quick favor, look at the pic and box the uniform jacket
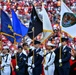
[54,46,71,68]
[16,53,26,73]
[28,48,43,68]
[1,53,11,67]
[44,51,55,67]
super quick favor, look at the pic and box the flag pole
[32,3,35,64]
[0,9,2,65]
[43,40,46,65]
[59,32,62,67]
[59,0,62,67]
[32,27,34,64]
[42,3,46,65]
[0,33,2,65]
[13,34,18,68]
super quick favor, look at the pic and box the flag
[60,1,76,37]
[28,5,43,39]
[1,10,14,43]
[40,4,53,43]
[0,9,1,31]
[11,9,28,42]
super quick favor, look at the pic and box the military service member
[28,40,43,75]
[44,41,56,75]
[54,37,71,75]
[0,46,11,75]
[15,46,27,75]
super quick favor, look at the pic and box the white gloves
[44,64,48,68]
[16,65,19,69]
[28,67,32,73]
[30,46,35,51]
[32,64,35,68]
[44,64,48,70]
[59,43,62,47]
[59,59,62,63]
[1,63,6,67]
[71,56,75,60]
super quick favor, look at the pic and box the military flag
[1,10,14,43]
[28,5,43,39]
[40,4,53,43]
[60,1,76,37]
[11,9,28,42]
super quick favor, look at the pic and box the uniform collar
[36,48,39,51]
[19,52,22,56]
[63,45,67,50]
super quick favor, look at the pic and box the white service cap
[3,46,9,49]
[47,41,55,47]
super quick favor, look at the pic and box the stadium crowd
[0,0,76,75]
[0,0,76,24]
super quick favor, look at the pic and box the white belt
[4,64,10,67]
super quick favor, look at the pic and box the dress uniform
[54,37,71,75]
[1,46,11,75]
[22,43,29,75]
[44,41,56,75]
[15,46,27,75]
[28,56,33,75]
[28,40,43,75]
[28,45,35,75]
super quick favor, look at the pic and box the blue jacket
[54,46,71,68]
[16,53,26,74]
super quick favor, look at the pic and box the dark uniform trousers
[54,46,71,75]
